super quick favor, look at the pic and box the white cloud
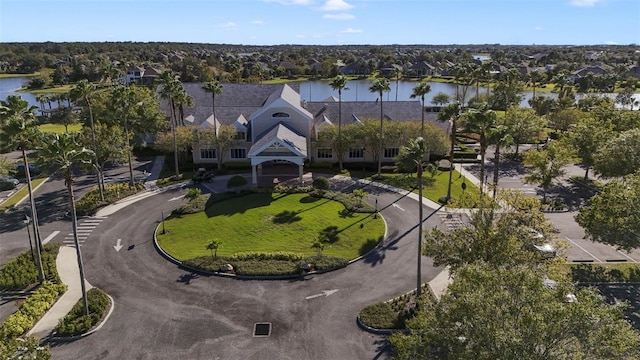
[219,22,238,29]
[340,27,362,34]
[323,13,355,20]
[534,26,544,31]
[251,20,265,25]
[321,0,354,11]
[264,0,313,5]
[570,0,599,7]
[296,34,305,38]
[605,40,618,45]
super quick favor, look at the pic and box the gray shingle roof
[249,122,307,157]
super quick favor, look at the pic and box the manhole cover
[254,322,271,337]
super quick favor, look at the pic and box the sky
[1,0,639,46]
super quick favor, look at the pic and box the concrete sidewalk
[28,246,93,339]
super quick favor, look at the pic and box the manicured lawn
[25,84,75,94]
[367,169,479,203]
[157,192,384,261]
[39,123,82,134]
[0,177,48,211]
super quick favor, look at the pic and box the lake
[1,76,638,111]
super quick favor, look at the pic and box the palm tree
[111,85,138,187]
[528,70,544,99]
[410,81,432,137]
[438,102,460,201]
[329,75,348,171]
[35,94,48,111]
[396,137,428,296]
[175,85,194,127]
[202,80,223,129]
[488,124,512,198]
[38,132,94,316]
[461,104,497,196]
[311,238,325,257]
[369,78,391,177]
[0,96,45,281]
[392,65,402,101]
[157,70,181,177]
[70,79,104,201]
[206,239,221,260]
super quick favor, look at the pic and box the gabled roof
[249,84,313,121]
[249,122,307,157]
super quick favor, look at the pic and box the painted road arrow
[305,289,339,300]
[168,195,185,202]
[392,203,405,211]
[114,238,123,252]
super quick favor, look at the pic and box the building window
[272,112,290,118]
[234,131,246,140]
[317,148,332,159]
[200,148,216,159]
[230,148,246,159]
[348,148,364,159]
[384,148,399,158]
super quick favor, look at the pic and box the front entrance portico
[248,123,308,186]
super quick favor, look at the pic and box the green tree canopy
[576,171,640,251]
[593,128,640,179]
[390,263,640,360]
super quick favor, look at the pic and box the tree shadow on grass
[204,191,275,217]
[319,226,340,243]
[273,210,302,224]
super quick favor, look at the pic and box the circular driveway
[49,183,444,359]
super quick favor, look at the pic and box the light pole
[23,214,34,263]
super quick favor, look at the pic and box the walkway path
[28,246,93,339]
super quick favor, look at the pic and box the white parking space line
[42,231,60,245]
[615,249,638,262]
[566,237,602,262]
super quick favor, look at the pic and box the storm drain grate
[254,322,272,337]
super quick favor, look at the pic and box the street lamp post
[23,214,34,263]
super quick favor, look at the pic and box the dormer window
[272,112,290,118]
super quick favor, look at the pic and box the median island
[156,181,385,277]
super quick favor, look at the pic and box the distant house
[124,66,161,86]
[624,65,640,80]
[407,61,437,77]
[339,62,367,75]
[568,65,609,83]
[159,83,447,186]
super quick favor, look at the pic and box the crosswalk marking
[63,216,106,248]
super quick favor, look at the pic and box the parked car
[526,228,557,258]
[192,168,215,183]
[0,176,19,191]
[15,163,39,177]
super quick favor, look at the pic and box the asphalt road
[464,144,640,264]
[45,182,443,360]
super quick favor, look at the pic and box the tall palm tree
[392,66,402,102]
[35,93,48,111]
[438,102,460,201]
[38,132,94,316]
[396,137,428,296]
[70,79,104,201]
[369,78,390,177]
[461,104,497,196]
[488,124,512,198]
[410,81,432,137]
[329,75,349,171]
[175,85,194,127]
[111,85,138,186]
[202,80,223,130]
[157,70,181,176]
[528,70,544,99]
[0,95,45,281]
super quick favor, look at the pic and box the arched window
[272,112,290,118]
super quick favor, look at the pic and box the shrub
[312,176,330,190]
[173,194,211,214]
[359,287,435,330]
[359,302,399,329]
[0,281,67,340]
[227,175,248,189]
[54,288,110,337]
[76,182,145,216]
[223,161,251,170]
[308,161,333,169]
[0,243,61,291]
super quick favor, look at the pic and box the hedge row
[54,288,110,337]
[76,182,145,216]
[0,281,67,341]
[273,183,375,213]
[184,254,348,276]
[0,243,61,291]
[359,286,435,330]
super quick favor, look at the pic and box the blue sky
[1,0,639,45]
